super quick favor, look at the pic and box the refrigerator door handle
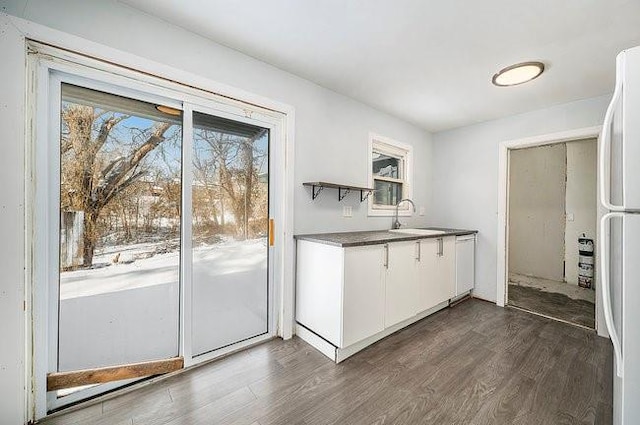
[599,52,625,212]
[600,212,624,377]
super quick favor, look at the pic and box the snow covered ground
[58,237,269,371]
[60,237,268,299]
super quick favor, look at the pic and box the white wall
[0,12,27,425]
[0,1,432,423]
[508,144,567,281]
[5,0,433,234]
[431,95,610,302]
[565,139,598,285]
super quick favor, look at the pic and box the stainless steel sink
[389,228,446,236]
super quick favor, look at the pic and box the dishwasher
[455,234,475,296]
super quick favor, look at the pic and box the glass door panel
[191,111,269,356]
[56,83,182,380]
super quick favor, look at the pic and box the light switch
[419,206,425,216]
[343,206,353,218]
[567,213,575,222]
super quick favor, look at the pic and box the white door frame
[26,37,295,419]
[496,125,607,336]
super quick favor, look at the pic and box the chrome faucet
[392,198,416,229]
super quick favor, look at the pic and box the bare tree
[61,104,175,266]
[193,129,266,240]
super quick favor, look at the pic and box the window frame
[367,133,413,216]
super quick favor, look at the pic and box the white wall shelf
[303,181,374,202]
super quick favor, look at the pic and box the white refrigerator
[600,45,640,425]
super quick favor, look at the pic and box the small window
[368,133,413,216]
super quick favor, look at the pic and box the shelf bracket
[303,182,374,202]
[311,185,324,200]
[360,190,373,202]
[338,187,350,201]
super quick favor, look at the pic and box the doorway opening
[506,139,597,329]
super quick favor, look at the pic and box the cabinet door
[420,237,456,310]
[342,245,386,347]
[417,238,439,312]
[385,242,418,328]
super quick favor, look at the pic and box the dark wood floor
[508,284,596,328]
[40,299,612,425]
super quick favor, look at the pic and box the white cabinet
[296,232,472,362]
[455,235,475,296]
[343,245,386,347]
[417,236,455,311]
[295,241,385,348]
[384,242,418,328]
[295,240,344,346]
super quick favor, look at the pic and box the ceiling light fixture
[492,61,545,87]
[155,105,182,116]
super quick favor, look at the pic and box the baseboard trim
[295,324,337,361]
[450,292,472,306]
[296,300,450,363]
[471,294,498,304]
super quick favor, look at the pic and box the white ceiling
[121,0,640,132]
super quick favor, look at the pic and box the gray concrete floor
[508,273,596,328]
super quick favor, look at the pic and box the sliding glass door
[58,84,183,373]
[37,65,277,414]
[191,111,270,356]
[49,81,184,408]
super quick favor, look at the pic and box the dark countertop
[294,227,477,247]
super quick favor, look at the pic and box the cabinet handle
[437,238,443,257]
[416,241,421,261]
[384,244,389,268]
